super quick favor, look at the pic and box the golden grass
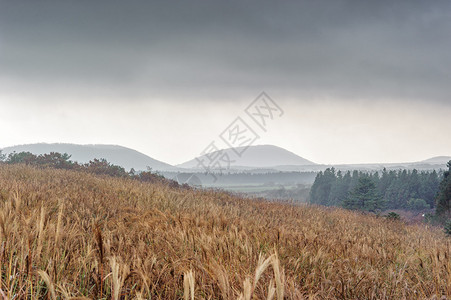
[0,164,449,299]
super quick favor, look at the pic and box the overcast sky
[0,0,450,165]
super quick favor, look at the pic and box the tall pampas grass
[0,164,448,299]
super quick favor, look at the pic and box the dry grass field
[0,164,449,299]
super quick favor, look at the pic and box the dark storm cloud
[1,0,450,102]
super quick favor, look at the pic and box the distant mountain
[420,156,451,165]
[178,145,315,169]
[1,143,174,171]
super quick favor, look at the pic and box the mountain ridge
[1,143,175,171]
[178,144,316,169]
[420,156,451,164]
[2,143,449,172]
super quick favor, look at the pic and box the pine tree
[331,170,351,206]
[309,168,336,206]
[419,170,439,208]
[343,176,383,212]
[435,161,451,219]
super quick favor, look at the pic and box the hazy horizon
[1,1,450,165]
[2,141,450,167]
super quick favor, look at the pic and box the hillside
[0,164,448,299]
[1,143,174,171]
[421,156,451,165]
[179,144,315,169]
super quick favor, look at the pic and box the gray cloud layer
[1,0,450,103]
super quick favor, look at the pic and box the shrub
[445,220,451,236]
[84,158,128,177]
[385,212,400,221]
[6,151,37,164]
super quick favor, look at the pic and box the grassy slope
[0,165,449,299]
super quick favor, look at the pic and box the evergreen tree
[419,170,439,208]
[408,169,420,199]
[343,176,383,212]
[309,171,323,204]
[343,171,352,192]
[350,170,360,190]
[309,168,336,206]
[332,170,352,206]
[396,170,410,208]
[435,161,451,219]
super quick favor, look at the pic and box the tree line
[309,168,441,211]
[435,161,451,227]
[0,150,185,188]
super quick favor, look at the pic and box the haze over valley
[2,143,449,202]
